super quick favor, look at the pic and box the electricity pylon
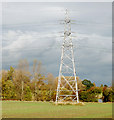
[56,9,79,103]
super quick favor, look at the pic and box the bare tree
[13,59,31,100]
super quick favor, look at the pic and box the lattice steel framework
[56,9,79,103]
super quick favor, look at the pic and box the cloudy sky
[2,2,112,86]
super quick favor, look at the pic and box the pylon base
[54,101,84,106]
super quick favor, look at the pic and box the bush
[79,91,98,102]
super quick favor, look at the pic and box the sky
[1,2,112,86]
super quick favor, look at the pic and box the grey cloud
[2,2,112,86]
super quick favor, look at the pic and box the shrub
[79,91,98,102]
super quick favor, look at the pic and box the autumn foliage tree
[1,59,113,102]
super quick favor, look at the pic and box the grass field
[2,101,112,118]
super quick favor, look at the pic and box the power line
[2,20,111,28]
[2,44,111,53]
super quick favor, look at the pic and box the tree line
[0,59,113,102]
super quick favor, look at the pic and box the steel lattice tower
[56,9,79,103]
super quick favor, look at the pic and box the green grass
[2,101,112,118]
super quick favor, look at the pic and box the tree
[104,84,108,87]
[82,79,94,90]
[100,84,103,88]
[47,73,56,90]
[77,78,86,91]
[7,66,14,81]
[1,68,16,100]
[31,60,46,101]
[13,59,31,100]
[24,85,32,101]
[103,88,113,102]
[79,91,98,102]
[88,87,102,94]
[2,79,16,100]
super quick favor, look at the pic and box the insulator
[64,31,71,36]
[65,19,71,23]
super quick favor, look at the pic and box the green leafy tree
[7,66,14,81]
[1,68,16,100]
[88,87,102,94]
[103,88,113,102]
[82,79,94,90]
[24,85,32,101]
[2,79,16,100]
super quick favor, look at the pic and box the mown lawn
[2,101,112,118]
